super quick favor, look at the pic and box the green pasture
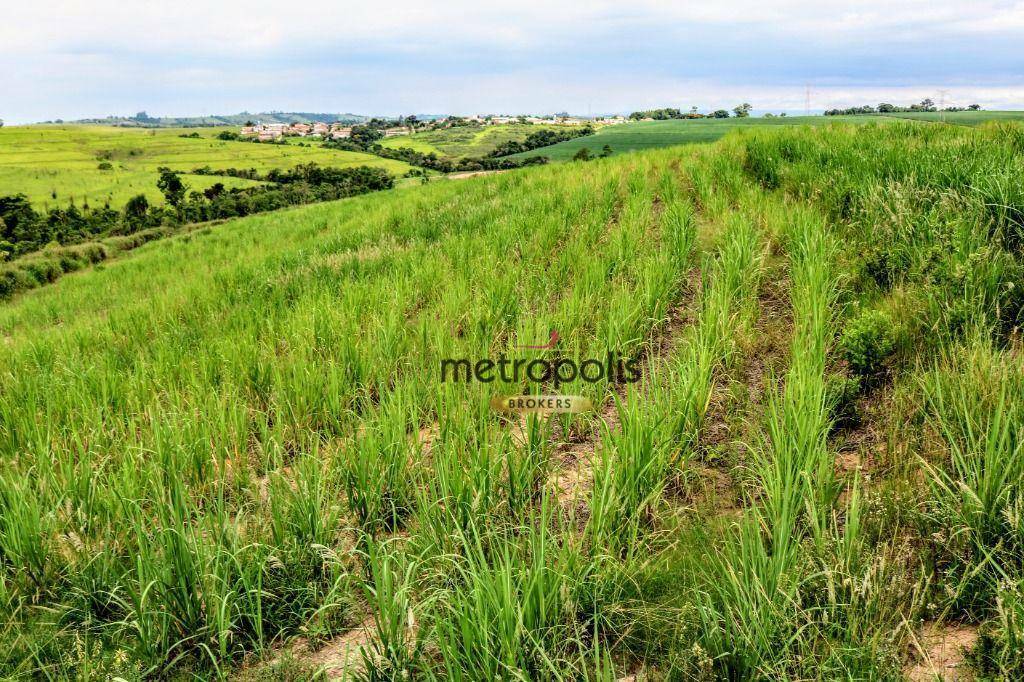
[379,123,563,158]
[0,125,410,209]
[508,114,895,160]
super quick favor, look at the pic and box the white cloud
[1,0,1022,121]
[3,0,1022,54]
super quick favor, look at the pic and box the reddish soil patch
[905,622,978,681]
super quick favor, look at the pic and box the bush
[572,148,592,162]
[97,162,113,171]
[840,308,898,378]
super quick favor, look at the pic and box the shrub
[840,308,898,378]
[572,148,592,162]
[22,257,63,284]
[97,162,113,171]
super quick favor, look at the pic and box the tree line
[0,163,393,259]
[321,123,596,172]
[629,104,754,120]
[487,126,594,157]
[824,99,981,116]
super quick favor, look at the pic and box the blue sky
[2,1,1023,123]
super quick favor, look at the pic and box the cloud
[2,1,1023,121]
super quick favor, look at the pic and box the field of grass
[880,109,1024,126]
[514,111,1024,163]
[1,120,1023,680]
[0,125,411,209]
[505,115,893,160]
[379,123,562,158]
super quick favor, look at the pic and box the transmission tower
[938,89,950,122]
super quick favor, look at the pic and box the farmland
[505,114,889,160]
[0,126,410,209]
[880,110,1024,125]
[507,111,1024,161]
[1,119,1023,681]
[378,123,563,158]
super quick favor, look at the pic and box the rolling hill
[0,125,411,209]
[507,114,892,160]
[0,121,1023,680]
[510,111,1024,161]
[378,122,564,158]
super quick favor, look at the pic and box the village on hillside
[240,114,627,141]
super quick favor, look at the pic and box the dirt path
[446,169,508,180]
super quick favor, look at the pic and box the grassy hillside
[507,115,895,160]
[379,123,562,158]
[0,125,410,209]
[1,121,1023,680]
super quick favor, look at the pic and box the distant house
[289,123,312,136]
[241,123,289,141]
[383,128,409,137]
[331,128,352,139]
[311,122,329,135]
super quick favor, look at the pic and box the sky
[3,1,1024,123]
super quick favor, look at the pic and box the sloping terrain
[0,121,1022,680]
[0,125,410,209]
[881,110,1024,126]
[506,114,890,160]
[378,123,563,158]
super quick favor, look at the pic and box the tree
[156,168,186,210]
[572,148,592,162]
[599,145,613,158]
[712,109,730,119]
[968,103,982,111]
[349,125,384,148]
[124,194,150,231]
[203,183,226,200]
[877,103,896,113]
[0,195,38,241]
[733,103,753,118]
